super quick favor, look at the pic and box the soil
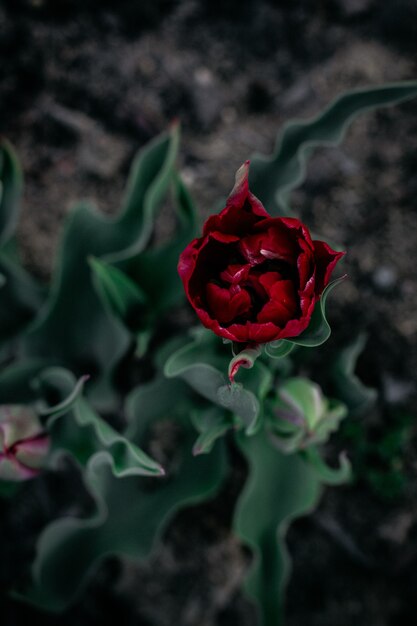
[1,1,417,625]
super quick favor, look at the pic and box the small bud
[0,405,50,481]
[267,378,347,453]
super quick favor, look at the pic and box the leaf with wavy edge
[0,141,44,347]
[0,253,44,348]
[20,376,227,611]
[302,446,351,486]
[89,173,198,352]
[0,139,22,247]
[118,172,198,314]
[0,359,56,404]
[264,340,295,359]
[23,126,180,411]
[33,368,90,419]
[249,81,417,215]
[191,406,232,456]
[89,257,148,329]
[164,330,272,434]
[288,275,346,347]
[28,366,163,475]
[0,363,163,476]
[332,334,377,416]
[234,429,322,626]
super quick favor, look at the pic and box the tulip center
[205,248,299,328]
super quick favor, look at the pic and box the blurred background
[1,1,417,624]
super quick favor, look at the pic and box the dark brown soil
[1,1,417,624]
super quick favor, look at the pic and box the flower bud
[0,405,50,481]
[268,377,347,453]
[178,161,345,345]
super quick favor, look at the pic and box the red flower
[0,405,49,481]
[178,162,345,344]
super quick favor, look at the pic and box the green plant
[1,80,416,624]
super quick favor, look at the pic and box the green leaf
[33,368,90,419]
[191,406,232,456]
[0,359,54,404]
[21,376,227,611]
[118,171,198,315]
[0,253,44,348]
[90,172,198,351]
[24,366,163,476]
[332,334,377,415]
[264,340,295,359]
[249,81,417,215]
[22,127,180,411]
[0,140,42,350]
[302,446,351,486]
[228,345,262,383]
[164,331,270,434]
[0,139,23,247]
[89,257,148,331]
[54,397,164,477]
[0,363,161,478]
[109,122,181,262]
[289,276,346,347]
[0,141,43,349]
[234,429,322,626]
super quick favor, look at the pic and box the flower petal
[313,240,346,294]
[206,283,251,324]
[203,162,269,237]
[257,280,297,325]
[220,263,251,284]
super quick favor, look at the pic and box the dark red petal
[299,274,316,315]
[240,222,299,266]
[178,237,204,285]
[220,263,251,284]
[257,280,297,325]
[257,300,292,325]
[297,239,315,291]
[206,283,251,324]
[269,280,297,312]
[260,224,298,262]
[313,240,346,295]
[208,231,240,244]
[280,217,315,250]
[226,161,269,217]
[258,272,284,295]
[278,314,312,339]
[202,162,269,237]
[239,232,266,265]
[183,235,239,310]
[227,321,283,343]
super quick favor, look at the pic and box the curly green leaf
[249,81,417,215]
[234,429,322,626]
[21,376,227,611]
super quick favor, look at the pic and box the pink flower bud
[0,405,50,482]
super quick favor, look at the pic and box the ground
[1,1,417,624]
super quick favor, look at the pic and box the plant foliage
[0,80,416,622]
